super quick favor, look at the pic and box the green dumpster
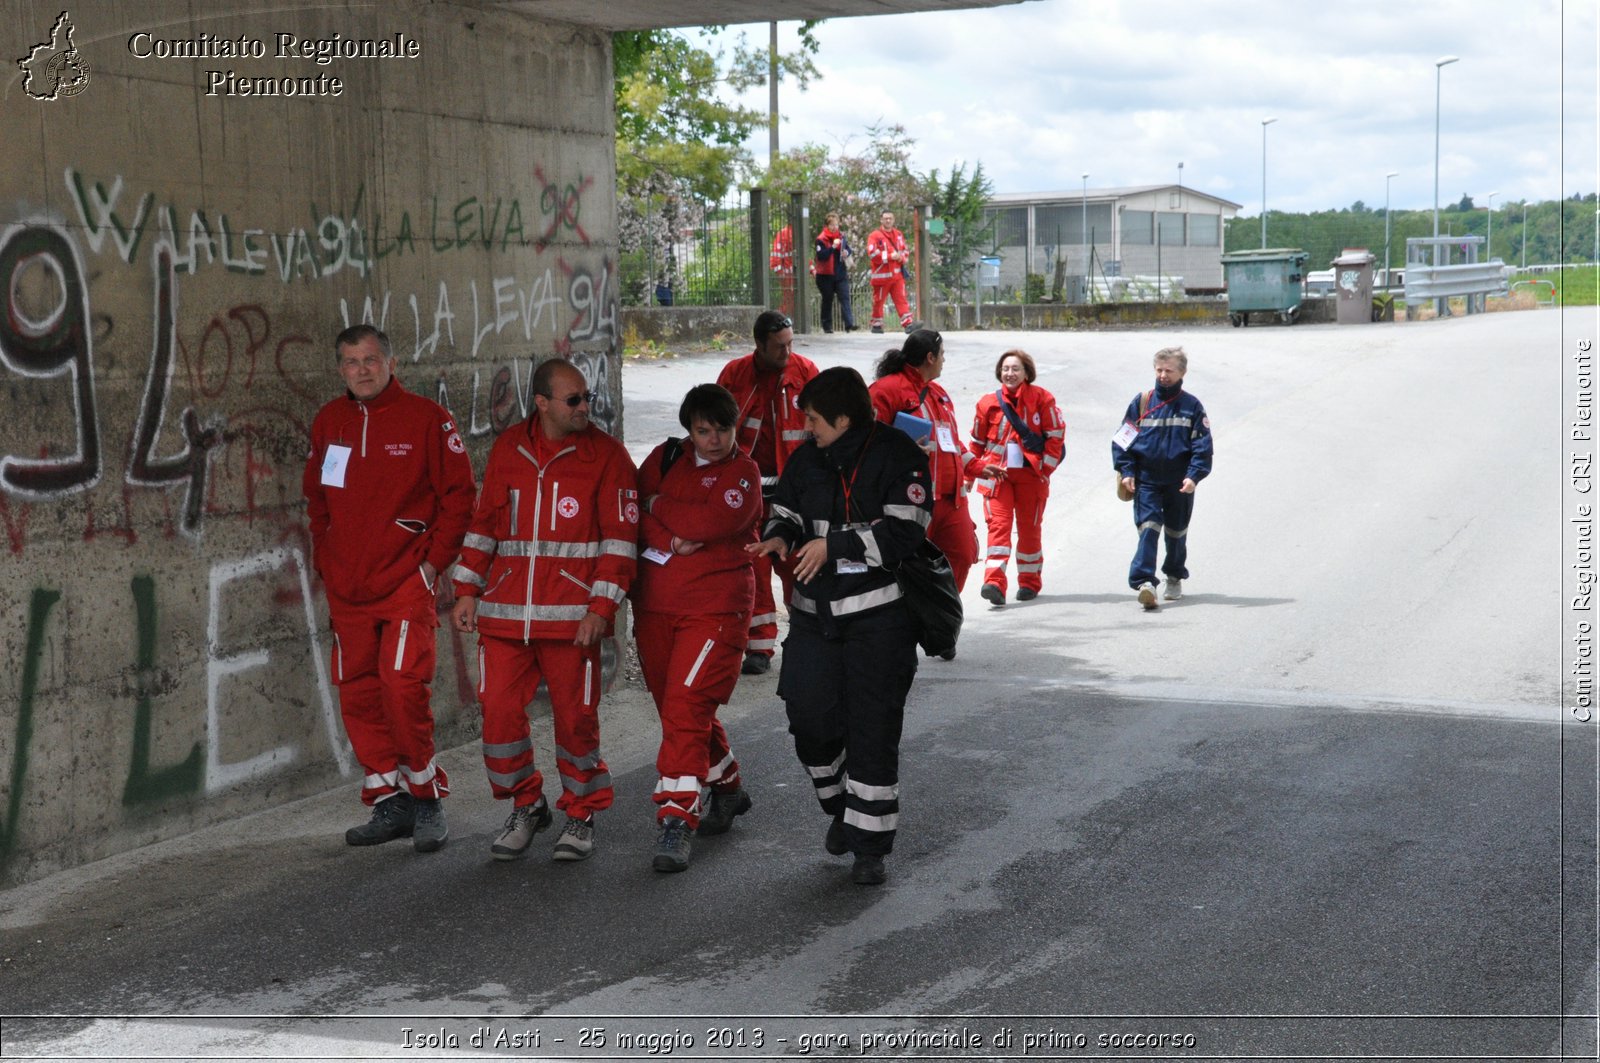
[1220,248,1310,326]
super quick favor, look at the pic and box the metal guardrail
[1512,279,1557,306]
[1403,261,1510,301]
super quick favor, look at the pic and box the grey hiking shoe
[552,815,596,861]
[1138,583,1159,611]
[697,788,752,836]
[1164,578,1183,601]
[652,818,693,873]
[412,799,448,853]
[490,799,551,861]
[345,793,414,846]
[980,582,1005,606]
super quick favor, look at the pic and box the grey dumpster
[1331,247,1376,325]
[1220,248,1310,326]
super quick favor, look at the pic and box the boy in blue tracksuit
[1112,347,1214,610]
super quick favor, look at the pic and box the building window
[1188,214,1220,247]
[1158,212,1185,246]
[1123,210,1153,245]
[987,208,1028,248]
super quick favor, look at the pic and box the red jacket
[969,381,1066,483]
[304,377,475,605]
[866,226,908,282]
[451,420,639,642]
[870,367,973,500]
[632,441,762,616]
[715,352,818,490]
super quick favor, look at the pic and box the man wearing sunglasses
[716,311,818,675]
[452,358,640,862]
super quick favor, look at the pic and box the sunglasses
[558,391,595,408]
[756,315,793,339]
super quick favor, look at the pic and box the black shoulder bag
[996,390,1047,454]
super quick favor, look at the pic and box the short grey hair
[1153,346,1187,373]
[335,323,392,362]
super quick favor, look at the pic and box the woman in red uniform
[633,384,763,872]
[968,349,1065,604]
[868,329,979,599]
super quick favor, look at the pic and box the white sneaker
[1137,583,1159,611]
[1163,578,1183,601]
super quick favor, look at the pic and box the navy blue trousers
[1128,480,1193,589]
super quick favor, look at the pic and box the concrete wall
[621,305,762,346]
[0,1,619,885]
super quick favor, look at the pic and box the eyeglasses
[559,391,595,408]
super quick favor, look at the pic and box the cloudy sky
[703,0,1596,215]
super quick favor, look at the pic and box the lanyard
[1137,391,1179,425]
[838,423,876,521]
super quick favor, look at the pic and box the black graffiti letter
[127,245,219,535]
[0,225,102,497]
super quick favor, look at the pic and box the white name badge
[321,443,352,487]
[1111,421,1138,449]
[642,547,673,565]
[837,559,869,575]
[1005,441,1025,468]
[936,424,960,454]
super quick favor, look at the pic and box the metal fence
[620,188,755,308]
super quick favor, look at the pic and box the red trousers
[327,575,448,805]
[748,548,797,660]
[634,610,748,827]
[476,635,613,818]
[928,494,980,591]
[980,474,1049,595]
[870,275,913,329]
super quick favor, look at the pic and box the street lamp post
[1081,172,1089,273]
[1432,57,1459,242]
[1384,171,1398,285]
[1521,203,1528,269]
[1486,190,1499,260]
[1260,117,1277,248]
[1432,56,1459,316]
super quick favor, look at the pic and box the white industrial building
[983,185,1242,296]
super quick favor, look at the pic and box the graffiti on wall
[0,163,619,873]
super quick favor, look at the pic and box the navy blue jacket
[1112,382,1213,485]
[764,421,932,630]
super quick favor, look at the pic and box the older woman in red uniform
[868,329,979,598]
[633,384,763,872]
[969,349,1065,604]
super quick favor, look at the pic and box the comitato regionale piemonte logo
[19,11,91,100]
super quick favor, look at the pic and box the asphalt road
[1,308,1593,1061]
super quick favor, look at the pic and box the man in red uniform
[450,359,638,862]
[304,324,476,853]
[633,384,763,872]
[770,224,795,317]
[866,210,914,334]
[715,310,819,675]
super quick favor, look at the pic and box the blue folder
[893,410,933,443]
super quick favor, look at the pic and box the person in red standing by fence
[770,224,795,317]
[866,210,914,334]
